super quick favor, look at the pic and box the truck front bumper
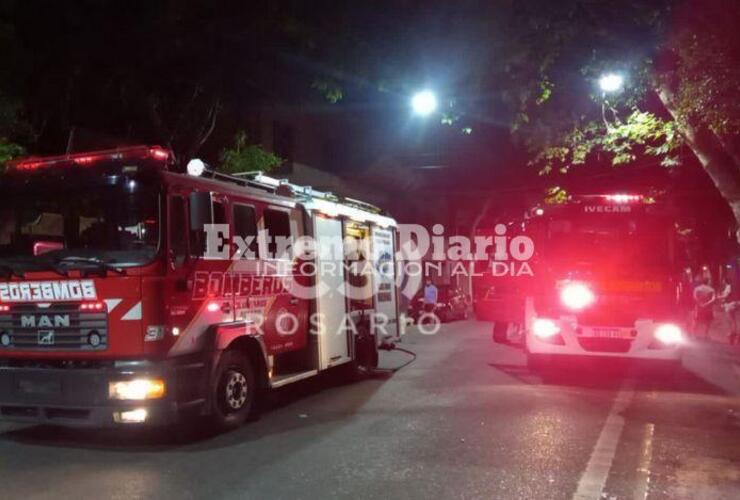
[0,360,184,428]
[527,317,684,361]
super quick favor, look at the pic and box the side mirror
[189,191,212,231]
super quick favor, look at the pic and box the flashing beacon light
[7,146,172,171]
[605,193,642,203]
[560,282,595,310]
[187,158,206,177]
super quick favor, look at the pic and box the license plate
[17,379,62,395]
[587,327,631,339]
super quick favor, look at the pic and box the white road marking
[572,384,635,500]
[634,423,655,500]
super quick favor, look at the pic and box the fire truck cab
[0,146,399,430]
[487,194,685,371]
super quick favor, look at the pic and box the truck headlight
[654,324,683,345]
[532,318,561,338]
[109,378,166,400]
[114,408,149,424]
[560,283,595,310]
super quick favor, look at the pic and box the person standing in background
[422,278,438,323]
[719,277,739,345]
[693,276,716,340]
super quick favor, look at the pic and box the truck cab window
[213,201,227,225]
[211,200,229,258]
[169,196,187,267]
[233,204,259,258]
[264,208,291,259]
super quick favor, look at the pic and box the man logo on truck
[20,314,71,328]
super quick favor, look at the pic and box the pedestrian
[693,276,716,340]
[718,277,739,346]
[422,278,438,324]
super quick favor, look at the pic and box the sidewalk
[682,313,740,396]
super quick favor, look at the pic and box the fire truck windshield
[542,215,673,277]
[0,178,160,272]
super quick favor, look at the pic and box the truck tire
[210,349,257,432]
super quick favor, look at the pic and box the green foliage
[311,80,344,104]
[535,79,553,106]
[544,186,569,204]
[219,131,282,175]
[667,8,740,138]
[532,110,683,174]
[0,137,24,168]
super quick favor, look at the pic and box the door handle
[289,298,299,306]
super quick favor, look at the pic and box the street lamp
[598,73,624,93]
[411,90,438,116]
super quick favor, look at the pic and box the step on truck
[0,146,400,430]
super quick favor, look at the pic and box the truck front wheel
[211,350,257,431]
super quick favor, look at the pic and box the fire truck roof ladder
[198,168,386,216]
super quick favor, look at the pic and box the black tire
[210,350,257,432]
[492,322,508,343]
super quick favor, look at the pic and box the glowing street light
[411,90,438,116]
[598,73,624,93]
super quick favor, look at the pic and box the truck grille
[0,304,108,351]
[577,337,632,353]
[577,295,670,327]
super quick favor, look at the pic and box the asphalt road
[1,321,739,500]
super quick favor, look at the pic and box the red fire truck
[0,146,399,429]
[480,194,685,371]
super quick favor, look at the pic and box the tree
[511,0,740,237]
[0,1,325,160]
[0,137,24,167]
[219,131,282,175]
[303,0,740,236]
[484,1,740,237]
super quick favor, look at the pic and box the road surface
[1,320,739,499]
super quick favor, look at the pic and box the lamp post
[411,90,438,116]
[598,73,624,93]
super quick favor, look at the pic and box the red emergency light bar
[604,193,643,203]
[7,145,172,172]
[79,301,106,312]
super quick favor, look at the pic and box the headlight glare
[560,283,595,310]
[109,378,166,400]
[654,323,683,344]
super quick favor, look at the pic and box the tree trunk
[657,84,740,242]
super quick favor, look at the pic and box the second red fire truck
[478,194,685,372]
[0,146,400,430]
